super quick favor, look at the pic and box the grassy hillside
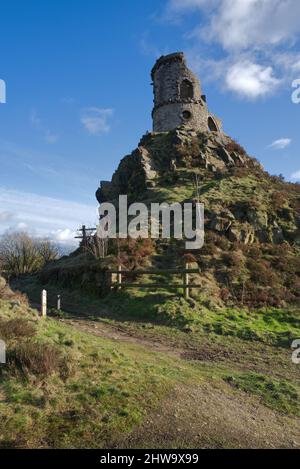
[2,275,299,449]
[1,128,300,449]
[38,128,300,309]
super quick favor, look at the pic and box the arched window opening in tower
[208,116,218,132]
[180,79,194,99]
[182,110,192,120]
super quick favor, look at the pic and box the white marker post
[41,289,47,317]
[0,340,6,364]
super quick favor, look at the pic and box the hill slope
[0,277,299,448]
[94,128,300,308]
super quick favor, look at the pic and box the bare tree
[0,232,59,277]
[37,239,60,263]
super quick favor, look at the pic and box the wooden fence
[107,264,201,299]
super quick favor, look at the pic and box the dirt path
[57,318,300,448]
[61,318,184,357]
[60,317,300,383]
[117,383,300,449]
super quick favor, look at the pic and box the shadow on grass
[11,274,189,327]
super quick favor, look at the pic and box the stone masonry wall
[151,52,217,133]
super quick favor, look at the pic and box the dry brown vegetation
[225,140,246,156]
[6,341,71,379]
[0,318,36,340]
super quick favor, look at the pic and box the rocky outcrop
[96,128,260,204]
[96,146,158,204]
[95,127,299,250]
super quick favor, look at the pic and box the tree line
[0,232,60,277]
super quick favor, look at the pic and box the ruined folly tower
[151,52,221,133]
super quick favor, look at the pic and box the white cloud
[44,131,59,144]
[30,110,59,144]
[0,188,97,246]
[0,211,14,222]
[269,138,292,150]
[205,0,300,51]
[166,0,300,99]
[291,170,300,181]
[225,61,280,98]
[140,34,169,58]
[61,97,75,104]
[169,0,300,50]
[15,222,29,231]
[51,228,77,244]
[168,0,218,15]
[81,108,114,135]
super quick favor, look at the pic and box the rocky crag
[37,52,300,309]
[95,127,300,308]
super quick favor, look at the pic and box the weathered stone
[228,227,241,242]
[217,147,235,165]
[221,209,235,220]
[231,151,245,165]
[137,147,157,180]
[240,227,255,245]
[272,227,285,244]
[151,52,222,134]
[247,209,268,229]
[228,225,255,244]
[0,276,6,291]
[169,159,177,172]
[210,213,233,232]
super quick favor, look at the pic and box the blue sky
[0,0,300,244]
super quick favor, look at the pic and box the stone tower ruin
[151,52,221,133]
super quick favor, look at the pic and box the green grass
[225,372,300,417]
[11,271,300,349]
[103,290,299,347]
[200,175,270,207]
[0,300,205,448]
[196,307,300,347]
[1,293,299,449]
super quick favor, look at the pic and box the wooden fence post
[41,289,47,317]
[57,295,61,311]
[183,263,190,299]
[117,264,122,290]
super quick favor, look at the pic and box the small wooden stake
[0,340,6,364]
[117,264,122,290]
[184,263,190,299]
[57,294,61,311]
[41,289,47,317]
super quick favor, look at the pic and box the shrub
[271,191,288,211]
[0,280,29,304]
[229,167,249,178]
[0,318,36,341]
[6,342,72,379]
[247,259,279,287]
[182,252,198,264]
[201,231,227,255]
[175,140,201,166]
[222,251,244,268]
[241,281,289,308]
[112,238,155,270]
[219,287,230,302]
[225,140,246,156]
